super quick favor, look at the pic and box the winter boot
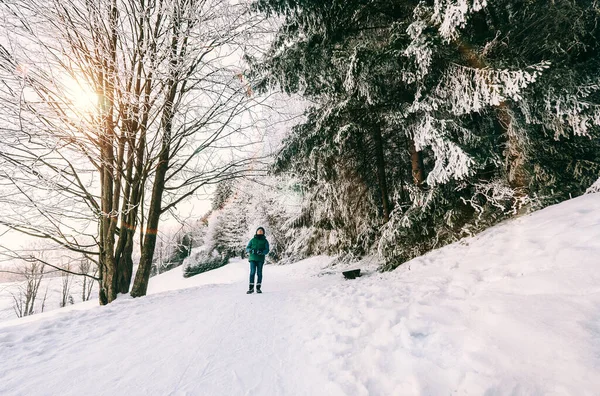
[256,284,262,294]
[246,284,254,294]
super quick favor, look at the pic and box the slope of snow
[1,194,600,395]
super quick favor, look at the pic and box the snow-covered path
[0,258,345,396]
[1,194,600,395]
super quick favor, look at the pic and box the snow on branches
[544,83,600,138]
[432,0,488,41]
[435,62,550,116]
[411,115,474,185]
[586,177,600,195]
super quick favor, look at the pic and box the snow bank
[300,193,600,395]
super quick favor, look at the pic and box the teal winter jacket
[246,235,269,262]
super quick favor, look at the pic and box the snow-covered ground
[1,194,600,395]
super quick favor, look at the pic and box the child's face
[257,229,264,235]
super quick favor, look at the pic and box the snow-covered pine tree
[207,181,251,258]
[252,0,600,268]
[242,176,305,262]
[211,180,235,211]
[201,175,307,264]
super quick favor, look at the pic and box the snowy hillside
[1,194,600,395]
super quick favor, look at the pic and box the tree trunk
[130,8,183,298]
[129,91,172,296]
[114,18,153,293]
[372,125,391,222]
[114,129,137,294]
[98,0,119,305]
[497,105,527,191]
[458,40,529,193]
[114,149,134,294]
[129,144,169,297]
[408,138,426,186]
[115,230,133,294]
[99,133,118,304]
[99,251,117,304]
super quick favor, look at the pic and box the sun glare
[63,75,98,116]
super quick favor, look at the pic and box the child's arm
[246,240,252,253]
[264,240,270,255]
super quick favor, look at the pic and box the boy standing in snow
[246,227,270,294]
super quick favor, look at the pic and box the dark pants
[249,261,264,285]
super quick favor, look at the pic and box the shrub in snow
[182,250,229,278]
[151,221,206,277]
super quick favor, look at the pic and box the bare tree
[78,258,97,302]
[152,220,198,276]
[0,0,273,304]
[60,262,74,308]
[40,284,49,314]
[11,258,46,318]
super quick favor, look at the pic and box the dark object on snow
[342,269,361,279]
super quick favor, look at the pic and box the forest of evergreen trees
[239,0,600,268]
[178,0,600,272]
